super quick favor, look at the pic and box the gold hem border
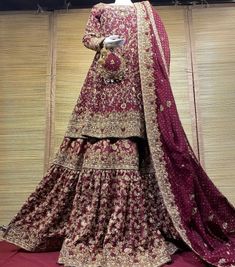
[136,0,192,254]
[136,2,230,267]
[145,3,169,77]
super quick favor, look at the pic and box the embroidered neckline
[100,2,135,7]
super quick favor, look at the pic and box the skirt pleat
[2,136,185,267]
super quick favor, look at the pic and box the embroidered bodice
[64,3,146,139]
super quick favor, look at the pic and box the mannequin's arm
[82,4,106,52]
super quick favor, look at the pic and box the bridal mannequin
[103,0,133,49]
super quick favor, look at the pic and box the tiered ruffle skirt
[2,136,186,267]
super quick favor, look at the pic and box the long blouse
[64,3,146,139]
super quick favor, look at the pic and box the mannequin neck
[113,0,134,5]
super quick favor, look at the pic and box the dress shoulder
[90,2,104,16]
[92,2,104,9]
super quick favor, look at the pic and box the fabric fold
[135,1,235,266]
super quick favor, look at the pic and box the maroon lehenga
[1,1,235,267]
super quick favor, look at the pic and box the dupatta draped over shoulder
[135,1,235,266]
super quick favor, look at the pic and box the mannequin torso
[109,0,134,5]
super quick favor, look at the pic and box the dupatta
[135,1,235,266]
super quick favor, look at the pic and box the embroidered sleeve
[82,4,105,52]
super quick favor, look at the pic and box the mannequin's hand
[103,35,125,49]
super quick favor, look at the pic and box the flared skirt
[1,136,187,267]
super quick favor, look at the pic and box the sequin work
[65,3,146,139]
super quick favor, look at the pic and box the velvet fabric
[136,1,235,266]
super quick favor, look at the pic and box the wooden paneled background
[0,5,235,225]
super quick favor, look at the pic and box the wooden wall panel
[192,7,235,203]
[0,13,50,225]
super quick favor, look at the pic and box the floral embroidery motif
[65,110,146,139]
[65,3,145,139]
[82,4,106,52]
[218,258,226,264]
[208,213,214,221]
[166,100,171,107]
[82,138,139,170]
[222,222,228,229]
[189,193,195,200]
[136,1,191,248]
[192,207,197,215]
[1,136,182,267]
[97,47,126,84]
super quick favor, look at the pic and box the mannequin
[103,0,134,49]
[109,0,134,5]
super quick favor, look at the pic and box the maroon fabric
[0,241,207,267]
[143,2,235,266]
[1,2,235,267]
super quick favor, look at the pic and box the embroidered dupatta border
[144,3,169,77]
[135,2,234,267]
[135,0,192,252]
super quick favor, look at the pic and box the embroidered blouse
[64,3,146,139]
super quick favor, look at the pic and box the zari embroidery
[51,137,155,173]
[82,4,106,52]
[137,3,235,267]
[136,0,191,249]
[57,238,178,267]
[81,138,140,170]
[64,110,146,139]
[166,100,171,107]
[2,224,63,252]
[66,3,145,140]
[145,3,169,77]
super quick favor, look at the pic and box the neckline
[100,2,135,7]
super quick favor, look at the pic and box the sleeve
[82,4,106,52]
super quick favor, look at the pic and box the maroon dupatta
[135,1,235,266]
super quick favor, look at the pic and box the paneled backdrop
[0,4,235,225]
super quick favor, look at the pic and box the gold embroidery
[64,110,146,139]
[136,3,233,266]
[2,224,62,252]
[82,4,106,52]
[97,47,126,84]
[136,0,192,251]
[145,3,169,77]
[52,148,83,171]
[189,193,195,200]
[88,36,106,52]
[208,213,214,221]
[222,222,228,229]
[57,238,178,267]
[82,139,139,170]
[166,100,171,107]
[192,207,197,215]
[52,137,155,173]
[160,104,164,112]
